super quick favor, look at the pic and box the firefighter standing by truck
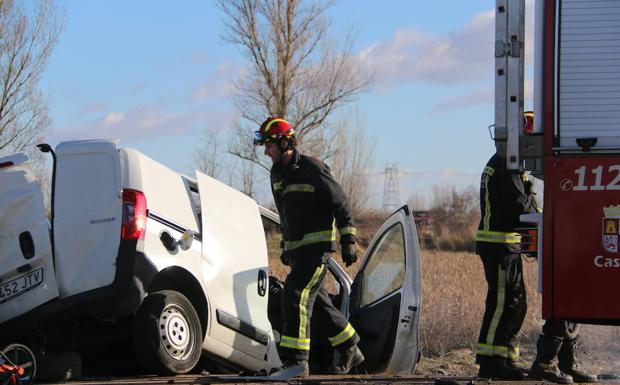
[253,117,365,376]
[474,122,538,380]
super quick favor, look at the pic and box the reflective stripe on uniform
[284,184,315,194]
[299,264,325,341]
[522,172,529,181]
[280,335,311,350]
[338,227,357,236]
[486,265,506,345]
[476,230,521,244]
[273,182,283,192]
[482,170,492,231]
[328,323,356,347]
[477,343,520,359]
[284,229,337,251]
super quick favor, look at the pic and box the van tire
[133,290,202,375]
[36,350,81,383]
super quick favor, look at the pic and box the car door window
[360,223,405,307]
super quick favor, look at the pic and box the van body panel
[53,140,123,297]
[124,148,199,233]
[196,171,275,363]
[0,154,58,323]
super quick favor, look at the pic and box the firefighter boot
[530,335,574,384]
[478,359,526,380]
[507,357,529,374]
[558,338,598,383]
[281,358,309,378]
[331,345,365,374]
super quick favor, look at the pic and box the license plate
[0,268,44,305]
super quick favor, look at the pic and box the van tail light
[0,161,14,169]
[121,189,147,240]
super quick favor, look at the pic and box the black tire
[133,290,202,375]
[36,350,81,383]
[1,343,37,383]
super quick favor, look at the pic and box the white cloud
[427,0,536,112]
[360,10,495,86]
[192,62,242,102]
[49,104,213,144]
[103,112,124,126]
[360,0,535,88]
[432,87,494,113]
[77,102,108,116]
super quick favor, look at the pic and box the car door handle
[257,270,267,297]
[17,263,32,273]
[401,305,417,324]
[19,231,35,260]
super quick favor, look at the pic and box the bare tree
[0,0,63,155]
[328,108,375,217]
[193,128,223,178]
[229,123,259,197]
[427,184,480,251]
[218,0,373,171]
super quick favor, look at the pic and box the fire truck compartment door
[556,1,620,150]
[551,156,620,321]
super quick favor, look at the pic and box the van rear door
[0,153,58,323]
[53,140,123,297]
[195,171,273,362]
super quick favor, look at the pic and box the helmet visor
[253,131,266,145]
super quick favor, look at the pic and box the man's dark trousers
[280,253,359,361]
[476,253,527,365]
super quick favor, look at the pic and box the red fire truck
[495,0,620,325]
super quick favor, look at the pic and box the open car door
[349,205,421,374]
[0,154,58,324]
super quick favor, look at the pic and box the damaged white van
[0,139,421,377]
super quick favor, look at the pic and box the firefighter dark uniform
[475,153,538,372]
[271,149,359,361]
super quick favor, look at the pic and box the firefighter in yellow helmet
[474,112,539,380]
[254,117,364,377]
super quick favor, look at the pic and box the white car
[0,139,421,377]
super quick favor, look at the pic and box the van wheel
[1,343,37,383]
[133,290,202,375]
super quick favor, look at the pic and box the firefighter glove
[524,179,533,195]
[342,243,357,267]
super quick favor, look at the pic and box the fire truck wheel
[1,343,37,383]
[133,290,202,375]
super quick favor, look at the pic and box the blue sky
[40,0,534,208]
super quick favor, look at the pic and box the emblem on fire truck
[602,205,620,253]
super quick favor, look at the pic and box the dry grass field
[264,213,620,376]
[417,250,620,376]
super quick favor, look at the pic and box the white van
[0,140,422,377]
